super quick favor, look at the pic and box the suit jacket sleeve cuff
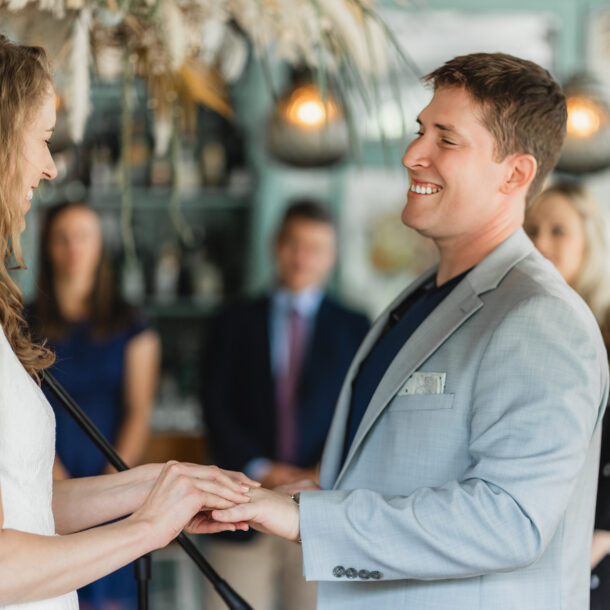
[300,489,390,582]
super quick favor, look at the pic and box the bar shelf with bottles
[29,79,256,443]
[38,82,255,317]
[36,183,253,211]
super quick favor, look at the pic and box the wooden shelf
[145,298,220,319]
[34,184,253,211]
[141,432,209,465]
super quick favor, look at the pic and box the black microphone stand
[42,370,253,610]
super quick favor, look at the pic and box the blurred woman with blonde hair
[525,181,610,609]
[0,34,254,609]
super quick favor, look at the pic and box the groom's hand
[212,487,301,542]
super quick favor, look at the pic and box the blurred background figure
[524,182,610,610]
[28,202,161,610]
[201,200,369,610]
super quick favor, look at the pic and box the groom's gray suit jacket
[299,229,609,609]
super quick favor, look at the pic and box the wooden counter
[141,432,209,465]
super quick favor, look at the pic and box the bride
[0,35,255,608]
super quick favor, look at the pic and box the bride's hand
[130,462,258,546]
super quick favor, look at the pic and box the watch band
[291,492,301,543]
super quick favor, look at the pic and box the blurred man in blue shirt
[202,200,369,610]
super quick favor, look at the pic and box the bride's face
[19,86,58,229]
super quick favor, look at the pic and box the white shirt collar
[273,286,324,318]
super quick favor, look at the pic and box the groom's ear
[500,153,537,195]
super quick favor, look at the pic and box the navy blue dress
[44,313,150,610]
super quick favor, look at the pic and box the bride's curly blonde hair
[0,35,55,379]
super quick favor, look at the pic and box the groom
[213,52,609,609]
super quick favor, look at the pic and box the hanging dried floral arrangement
[0,0,416,259]
[1,0,414,144]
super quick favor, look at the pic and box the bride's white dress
[0,325,78,609]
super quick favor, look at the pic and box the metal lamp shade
[267,83,349,167]
[556,73,610,174]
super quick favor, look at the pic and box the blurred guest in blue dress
[29,202,160,610]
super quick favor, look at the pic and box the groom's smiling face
[401,85,512,243]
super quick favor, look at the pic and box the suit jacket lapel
[319,269,437,488]
[335,282,483,486]
[327,228,535,488]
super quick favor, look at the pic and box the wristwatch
[291,492,301,543]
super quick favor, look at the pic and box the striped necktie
[275,307,307,462]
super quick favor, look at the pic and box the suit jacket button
[333,566,345,578]
[345,568,358,579]
[370,571,383,580]
[358,569,370,579]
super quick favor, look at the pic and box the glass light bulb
[280,84,340,129]
[296,101,325,126]
[566,96,605,138]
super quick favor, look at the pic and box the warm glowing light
[280,84,340,129]
[566,96,606,138]
[296,101,325,126]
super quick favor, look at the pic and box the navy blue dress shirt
[342,270,468,463]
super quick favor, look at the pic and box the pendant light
[556,72,610,174]
[267,71,349,167]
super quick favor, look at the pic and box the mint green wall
[380,0,610,76]
[242,0,610,294]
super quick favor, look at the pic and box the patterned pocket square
[398,372,446,395]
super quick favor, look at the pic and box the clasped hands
[129,461,317,549]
